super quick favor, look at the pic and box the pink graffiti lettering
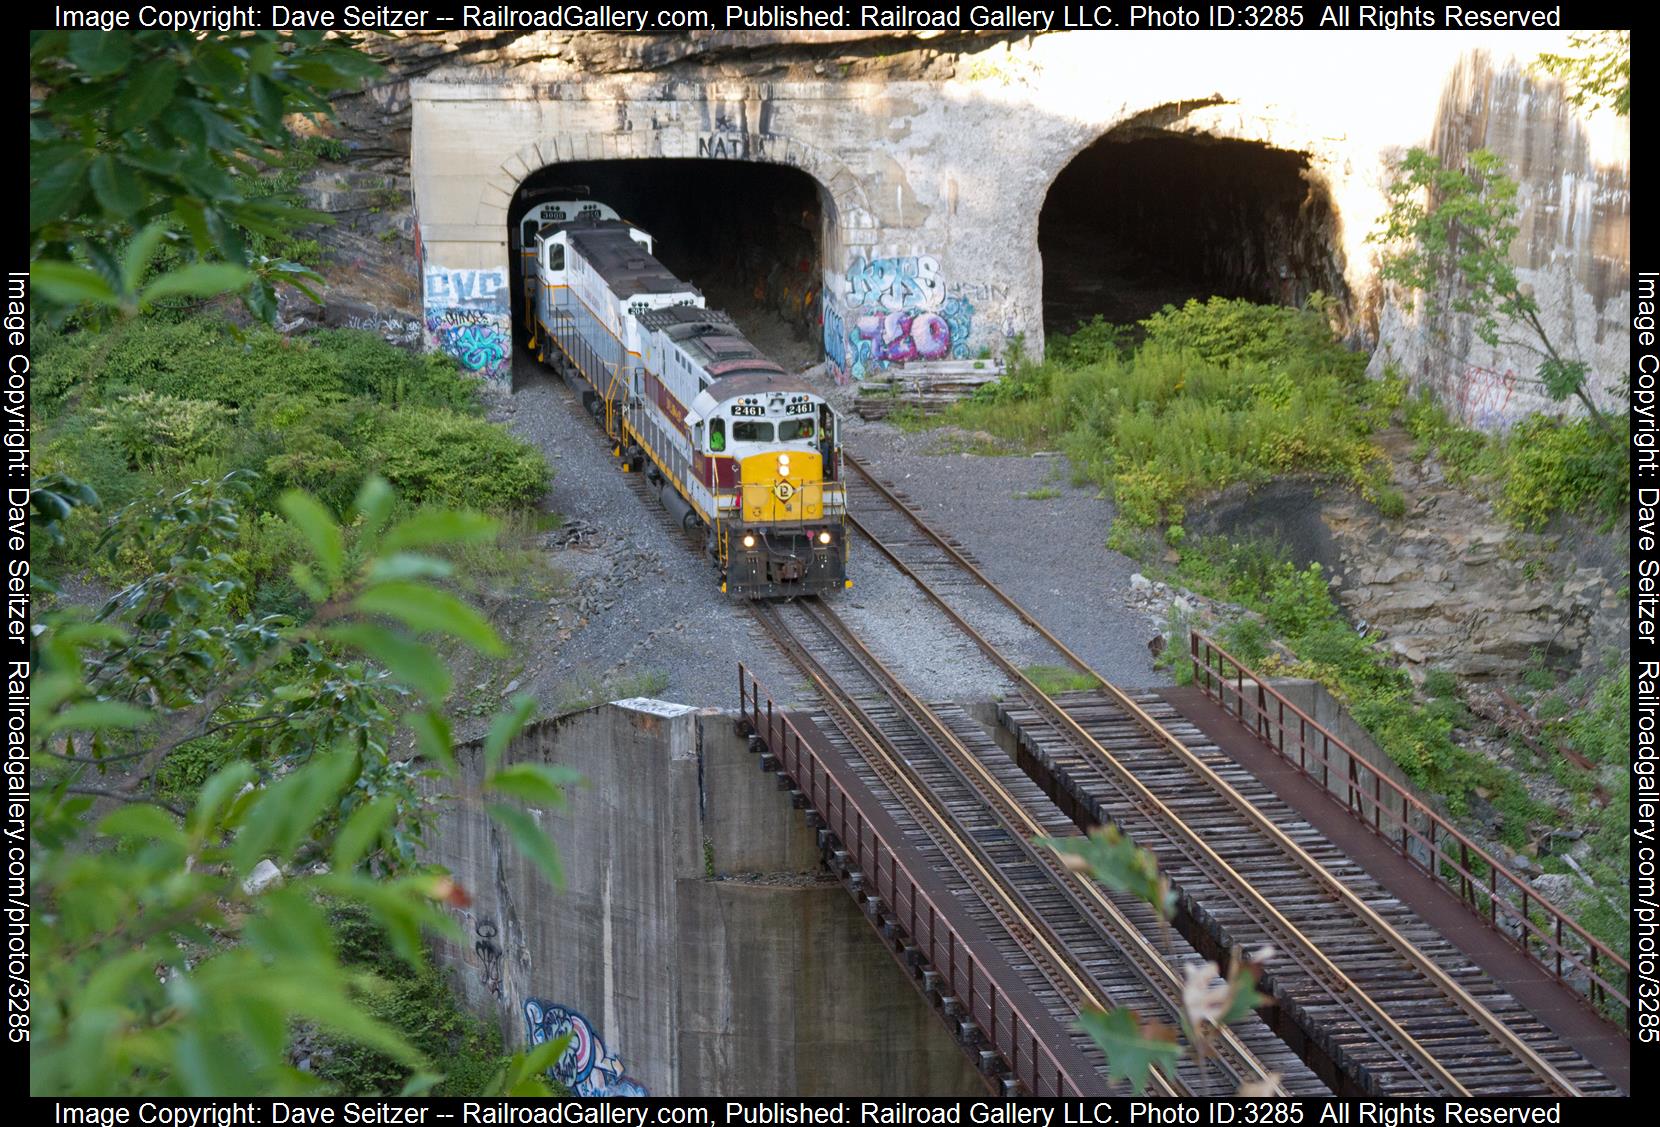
[855,310,952,364]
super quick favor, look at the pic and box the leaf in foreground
[1078,1007,1183,1095]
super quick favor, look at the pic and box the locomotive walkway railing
[1189,631,1629,1029]
[737,663,1085,1097]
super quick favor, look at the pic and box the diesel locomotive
[521,202,849,598]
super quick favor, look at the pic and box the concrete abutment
[424,698,984,1096]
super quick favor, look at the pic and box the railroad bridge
[425,448,1631,1097]
[408,30,1628,427]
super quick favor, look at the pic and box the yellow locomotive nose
[739,450,823,523]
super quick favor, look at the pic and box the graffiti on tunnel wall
[826,255,976,382]
[423,266,512,383]
[523,999,649,1097]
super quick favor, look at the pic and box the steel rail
[782,597,1291,1096]
[752,601,1187,1097]
[739,664,1085,1096]
[840,454,1584,1096]
[1191,630,1631,1025]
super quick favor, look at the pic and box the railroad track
[836,453,1621,1096]
[751,597,1323,1096]
[531,359,1620,1094]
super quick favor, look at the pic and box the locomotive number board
[731,404,766,416]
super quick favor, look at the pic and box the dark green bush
[947,298,1382,527]
[33,315,551,588]
[1139,295,1363,374]
[369,409,551,511]
[33,320,480,415]
[314,905,519,1097]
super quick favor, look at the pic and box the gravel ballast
[493,336,1162,719]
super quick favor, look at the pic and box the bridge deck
[1158,686,1631,1094]
[742,666,1326,1096]
[996,688,1627,1096]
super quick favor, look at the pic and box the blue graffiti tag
[523,999,648,1097]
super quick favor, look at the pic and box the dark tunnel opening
[508,159,827,376]
[1039,132,1349,338]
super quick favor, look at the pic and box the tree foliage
[29,30,382,320]
[28,30,574,1096]
[1535,31,1631,117]
[31,477,570,1095]
[1371,147,1609,429]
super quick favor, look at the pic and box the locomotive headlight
[818,531,832,545]
[742,533,757,549]
[777,455,790,475]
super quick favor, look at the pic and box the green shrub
[313,905,521,1097]
[945,299,1382,528]
[91,391,235,470]
[1495,415,1628,529]
[155,732,249,804]
[368,409,550,511]
[1139,295,1362,374]
[1046,315,1134,367]
[33,319,479,414]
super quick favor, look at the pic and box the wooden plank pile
[850,358,1005,420]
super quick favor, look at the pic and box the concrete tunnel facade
[408,31,1628,429]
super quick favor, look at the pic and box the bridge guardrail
[1190,631,1629,1028]
[739,663,1084,1096]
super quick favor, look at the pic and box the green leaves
[487,763,580,808]
[31,30,385,322]
[485,1034,569,1096]
[1077,1008,1183,1095]
[355,582,504,656]
[485,693,538,772]
[1041,826,1175,919]
[487,804,564,892]
[139,263,256,305]
[279,489,346,587]
[1534,31,1630,116]
[30,261,119,308]
[327,625,451,702]
[1371,147,1609,429]
[29,472,570,1097]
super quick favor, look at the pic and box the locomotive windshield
[778,418,815,441]
[732,420,774,443]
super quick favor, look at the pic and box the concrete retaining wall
[423,698,981,1096]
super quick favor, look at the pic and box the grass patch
[1023,664,1100,695]
[1016,486,1062,501]
[554,669,672,713]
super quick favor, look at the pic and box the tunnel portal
[1039,132,1349,338]
[509,159,828,374]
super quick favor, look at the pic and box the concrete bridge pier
[423,698,984,1096]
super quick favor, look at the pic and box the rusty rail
[1190,631,1629,1028]
[738,663,1084,1097]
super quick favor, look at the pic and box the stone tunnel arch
[506,157,836,375]
[1036,124,1351,341]
[416,123,877,385]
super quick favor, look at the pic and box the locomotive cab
[689,375,847,598]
